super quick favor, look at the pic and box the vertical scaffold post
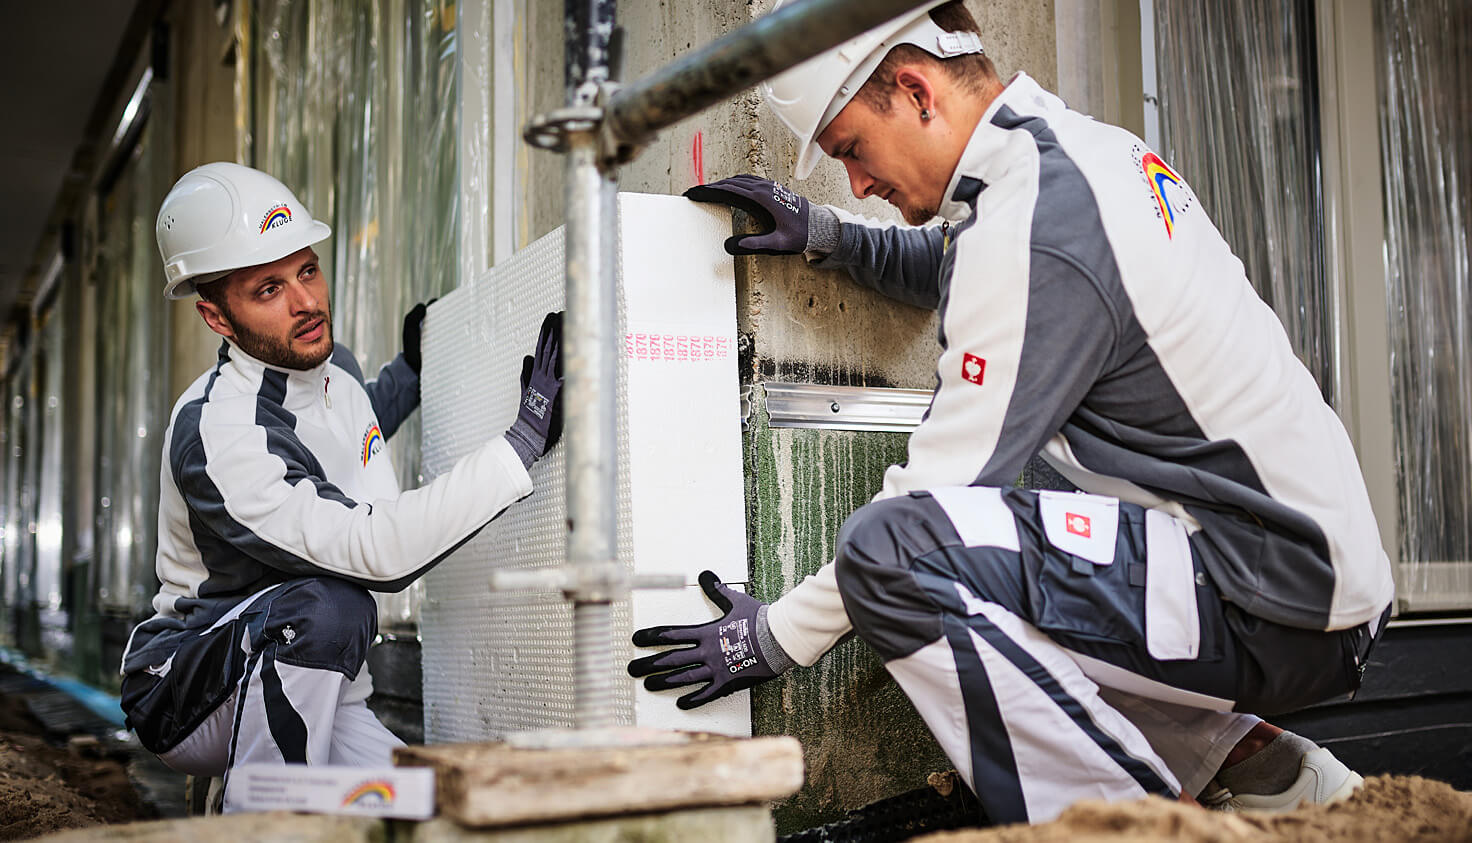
[563,0,620,731]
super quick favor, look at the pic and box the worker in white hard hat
[629,0,1394,826]
[122,162,563,811]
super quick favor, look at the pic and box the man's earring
[920,108,933,121]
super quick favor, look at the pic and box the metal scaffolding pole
[604,0,929,154]
[517,0,930,732]
[564,0,621,732]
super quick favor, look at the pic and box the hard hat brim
[163,220,332,300]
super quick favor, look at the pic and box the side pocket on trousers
[1028,493,1144,647]
[121,621,248,755]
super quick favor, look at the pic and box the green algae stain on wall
[743,396,952,835]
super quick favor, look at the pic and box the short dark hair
[195,275,234,319]
[852,1,998,114]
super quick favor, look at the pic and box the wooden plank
[395,734,804,828]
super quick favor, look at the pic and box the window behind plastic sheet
[1,356,28,646]
[93,118,171,630]
[35,297,68,647]
[253,0,460,629]
[1152,0,1333,406]
[1378,0,1472,609]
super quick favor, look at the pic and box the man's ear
[196,299,235,339]
[893,66,938,121]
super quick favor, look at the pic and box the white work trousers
[833,487,1374,824]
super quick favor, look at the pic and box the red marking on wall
[692,131,705,186]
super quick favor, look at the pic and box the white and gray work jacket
[767,72,1395,668]
[121,339,532,675]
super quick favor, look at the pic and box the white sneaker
[1201,748,1364,812]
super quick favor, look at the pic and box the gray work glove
[505,311,563,467]
[684,174,838,256]
[627,570,795,710]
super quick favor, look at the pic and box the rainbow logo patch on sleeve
[259,204,293,233]
[1140,152,1188,238]
[362,423,384,466]
[342,779,396,807]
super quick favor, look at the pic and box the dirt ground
[917,775,1472,843]
[0,675,1467,842]
[0,689,156,840]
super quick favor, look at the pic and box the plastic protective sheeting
[34,303,65,614]
[1,352,31,644]
[1152,0,1334,405]
[1378,0,1472,609]
[417,194,749,740]
[93,121,170,619]
[32,301,72,660]
[254,0,459,628]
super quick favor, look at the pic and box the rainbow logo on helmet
[259,204,293,233]
[362,424,384,466]
[1140,152,1185,238]
[342,779,395,807]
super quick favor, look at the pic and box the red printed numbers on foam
[625,333,732,362]
[961,353,986,386]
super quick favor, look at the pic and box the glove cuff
[755,603,797,676]
[805,204,841,256]
[504,421,543,469]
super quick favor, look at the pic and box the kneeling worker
[630,0,1392,825]
[119,162,562,805]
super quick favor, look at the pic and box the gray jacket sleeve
[812,208,946,310]
[365,355,421,440]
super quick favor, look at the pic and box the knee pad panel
[257,577,378,676]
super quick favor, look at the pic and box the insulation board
[418,193,748,740]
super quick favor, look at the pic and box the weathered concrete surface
[402,805,773,843]
[745,408,953,832]
[33,812,386,843]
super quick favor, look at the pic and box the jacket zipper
[323,375,332,409]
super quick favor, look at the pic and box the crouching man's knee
[264,577,378,677]
[834,494,953,661]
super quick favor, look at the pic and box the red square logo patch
[1065,513,1091,538]
[961,353,986,386]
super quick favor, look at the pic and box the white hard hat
[762,0,985,179]
[155,162,331,300]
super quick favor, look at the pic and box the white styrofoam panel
[418,193,749,741]
[621,193,745,586]
[630,584,751,736]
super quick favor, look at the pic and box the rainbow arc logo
[1140,152,1185,238]
[342,780,396,807]
[362,424,384,466]
[259,204,292,233]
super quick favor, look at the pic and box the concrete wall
[503,0,1057,831]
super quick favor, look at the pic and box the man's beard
[901,204,938,226]
[230,310,334,370]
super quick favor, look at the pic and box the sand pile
[918,776,1472,843]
